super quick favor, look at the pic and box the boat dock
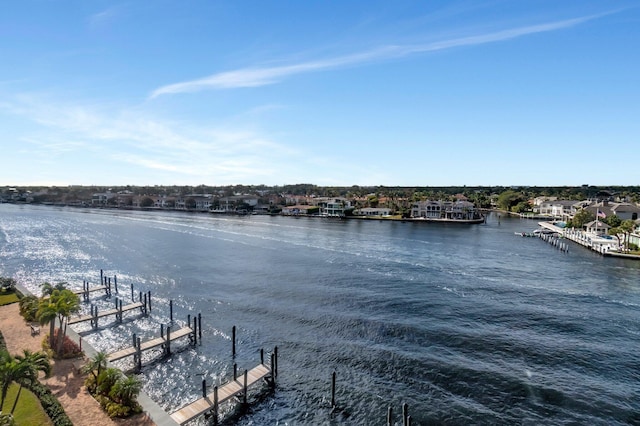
[170,348,277,425]
[68,292,151,328]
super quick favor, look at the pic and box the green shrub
[0,278,16,293]
[26,381,73,426]
[0,412,16,426]
[18,295,39,322]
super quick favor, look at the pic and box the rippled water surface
[1,204,640,425]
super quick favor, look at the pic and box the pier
[538,221,618,256]
[170,348,277,425]
[68,292,151,328]
[73,280,111,301]
[107,318,199,371]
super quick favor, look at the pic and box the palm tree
[97,368,121,397]
[9,350,51,414]
[82,352,108,393]
[0,349,16,408]
[110,375,142,407]
[40,282,68,297]
[36,289,80,355]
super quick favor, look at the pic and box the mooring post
[160,324,164,338]
[260,348,264,365]
[193,316,198,346]
[148,291,151,312]
[79,336,82,351]
[243,369,248,404]
[270,352,275,386]
[136,337,142,371]
[139,291,142,306]
[108,277,111,297]
[132,333,137,348]
[213,386,219,423]
[100,269,103,286]
[331,371,336,408]
[166,326,171,355]
[232,325,236,357]
[114,296,118,309]
[94,305,99,329]
[234,363,237,380]
[114,275,118,293]
[387,406,393,426]
[202,379,207,398]
[131,283,135,301]
[118,299,123,323]
[143,292,148,315]
[274,346,278,379]
[198,313,202,342]
[402,403,408,426]
[169,300,173,322]
[187,314,191,330]
[407,415,412,426]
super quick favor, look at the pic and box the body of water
[1,204,639,425]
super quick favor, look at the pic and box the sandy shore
[0,302,154,426]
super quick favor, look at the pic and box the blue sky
[1,1,638,187]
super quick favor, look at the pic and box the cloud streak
[150,14,600,98]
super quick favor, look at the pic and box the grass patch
[0,292,19,306]
[1,383,52,425]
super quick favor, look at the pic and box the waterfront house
[281,205,318,215]
[411,200,478,220]
[538,200,579,218]
[312,197,353,217]
[353,207,392,217]
[584,201,640,221]
[584,220,610,236]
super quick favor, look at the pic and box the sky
[1,1,639,188]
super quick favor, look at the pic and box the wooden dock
[108,314,201,371]
[170,347,277,425]
[68,293,150,328]
[107,326,194,362]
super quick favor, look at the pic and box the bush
[42,329,82,359]
[88,368,142,418]
[18,295,39,322]
[25,380,73,426]
[629,243,639,251]
[0,412,16,426]
[0,278,16,293]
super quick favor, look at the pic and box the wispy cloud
[88,6,121,30]
[150,14,600,98]
[1,94,312,184]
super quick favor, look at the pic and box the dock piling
[131,284,135,301]
[147,291,152,312]
[169,300,173,322]
[193,316,198,346]
[114,275,118,293]
[387,406,393,426]
[233,363,237,380]
[402,403,408,426]
[232,326,236,357]
[243,369,248,404]
[165,326,171,355]
[198,313,202,342]
[136,337,142,371]
[331,371,336,408]
[202,379,206,398]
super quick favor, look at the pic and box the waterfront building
[411,200,478,220]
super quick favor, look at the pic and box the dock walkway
[107,326,194,362]
[170,347,277,425]
[68,297,148,328]
[170,364,273,425]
